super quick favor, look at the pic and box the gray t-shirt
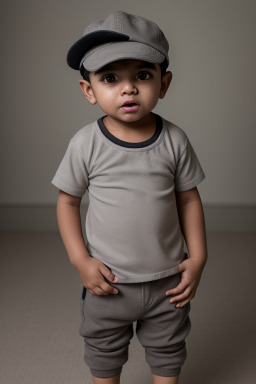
[51,114,205,283]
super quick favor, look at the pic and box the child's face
[79,59,172,126]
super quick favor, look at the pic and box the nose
[121,80,138,95]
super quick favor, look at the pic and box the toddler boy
[51,11,207,384]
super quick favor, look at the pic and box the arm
[166,187,208,307]
[56,190,119,295]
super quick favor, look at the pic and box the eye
[137,71,151,80]
[102,74,117,83]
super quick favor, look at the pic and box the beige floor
[0,231,256,384]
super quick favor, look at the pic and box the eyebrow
[94,62,157,75]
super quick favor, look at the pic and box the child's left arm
[166,187,208,307]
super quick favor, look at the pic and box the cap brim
[81,41,166,71]
[67,31,130,70]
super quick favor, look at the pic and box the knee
[145,341,187,375]
[84,340,129,374]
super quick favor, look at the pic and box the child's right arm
[56,190,119,295]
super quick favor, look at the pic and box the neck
[104,113,156,133]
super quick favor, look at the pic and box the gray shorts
[79,272,191,378]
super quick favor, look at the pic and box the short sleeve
[51,139,89,197]
[175,136,205,192]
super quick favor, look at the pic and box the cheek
[96,88,117,105]
[143,87,161,107]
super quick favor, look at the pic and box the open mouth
[125,103,137,107]
[122,102,138,107]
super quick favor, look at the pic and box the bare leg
[152,373,179,384]
[92,373,120,384]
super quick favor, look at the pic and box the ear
[79,79,97,105]
[159,71,172,99]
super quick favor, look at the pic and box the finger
[100,265,119,283]
[169,287,191,303]
[175,285,197,306]
[166,281,187,296]
[89,288,106,295]
[101,281,119,295]
[88,281,113,295]
[91,286,111,295]
[176,298,191,308]
[175,289,196,307]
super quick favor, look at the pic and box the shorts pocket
[79,283,87,335]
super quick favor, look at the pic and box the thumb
[177,261,186,273]
[100,264,119,283]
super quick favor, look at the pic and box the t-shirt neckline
[97,113,163,149]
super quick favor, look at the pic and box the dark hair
[80,58,169,83]
[80,65,91,82]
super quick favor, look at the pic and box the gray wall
[1,0,256,230]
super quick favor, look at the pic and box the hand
[75,257,119,296]
[166,258,205,308]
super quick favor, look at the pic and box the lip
[121,100,140,112]
[121,100,139,107]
